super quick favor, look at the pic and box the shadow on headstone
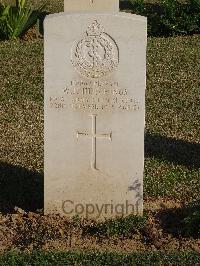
[145,133,200,169]
[0,162,43,213]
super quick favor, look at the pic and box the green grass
[145,35,200,201]
[0,251,200,266]
[0,40,43,104]
[81,215,147,238]
[0,35,199,210]
[181,200,200,237]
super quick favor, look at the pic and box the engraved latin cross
[77,114,112,170]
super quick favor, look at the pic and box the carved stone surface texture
[44,12,147,219]
[71,20,119,79]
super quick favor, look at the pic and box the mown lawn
[0,251,200,266]
[0,35,199,208]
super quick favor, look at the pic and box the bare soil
[0,199,199,254]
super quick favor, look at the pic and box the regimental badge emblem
[71,20,119,79]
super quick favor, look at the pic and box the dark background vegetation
[0,0,200,39]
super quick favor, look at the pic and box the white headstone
[44,5,147,219]
[64,0,119,12]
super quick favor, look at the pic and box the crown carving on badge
[86,20,104,36]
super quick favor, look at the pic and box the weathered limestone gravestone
[64,0,119,12]
[44,0,147,219]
